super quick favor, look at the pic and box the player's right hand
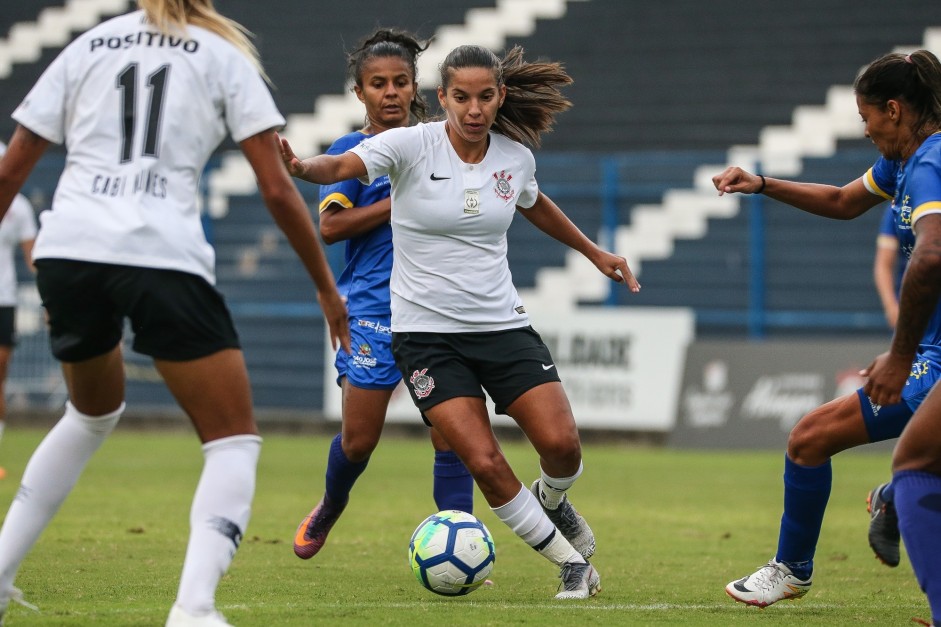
[276,133,306,179]
[712,166,762,196]
[319,289,351,354]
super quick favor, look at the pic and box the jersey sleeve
[222,54,286,143]
[12,48,71,144]
[349,126,419,184]
[910,153,941,228]
[515,147,539,209]
[319,136,363,212]
[863,157,897,201]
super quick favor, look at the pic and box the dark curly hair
[347,28,431,123]
[855,49,941,140]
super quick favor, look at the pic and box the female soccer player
[0,1,349,625]
[874,204,903,328]
[712,49,941,612]
[280,43,640,599]
[858,50,941,627]
[0,141,36,479]
[292,28,475,561]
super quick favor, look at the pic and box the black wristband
[755,174,766,194]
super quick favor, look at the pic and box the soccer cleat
[725,559,812,607]
[293,493,347,559]
[165,604,232,627]
[531,480,595,559]
[867,483,900,567]
[554,561,601,599]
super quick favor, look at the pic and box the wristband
[756,174,766,194]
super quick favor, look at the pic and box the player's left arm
[518,192,640,291]
[864,211,941,405]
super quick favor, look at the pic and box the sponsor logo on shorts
[351,342,378,368]
[910,359,930,381]
[410,368,435,399]
[357,319,392,335]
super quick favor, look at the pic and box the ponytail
[137,0,268,82]
[855,49,941,139]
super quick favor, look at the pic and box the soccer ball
[408,510,495,596]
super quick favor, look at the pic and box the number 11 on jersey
[116,63,170,164]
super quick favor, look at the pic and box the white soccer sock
[173,434,261,616]
[0,401,123,592]
[492,484,584,567]
[536,461,583,510]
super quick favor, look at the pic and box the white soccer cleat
[166,604,233,627]
[554,561,601,599]
[531,480,596,559]
[725,559,812,607]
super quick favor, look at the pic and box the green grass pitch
[0,427,927,625]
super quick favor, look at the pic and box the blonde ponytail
[137,0,269,82]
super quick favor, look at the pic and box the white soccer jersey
[0,195,38,306]
[12,10,285,283]
[351,121,539,332]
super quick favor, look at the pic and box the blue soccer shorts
[334,314,401,390]
[857,353,941,442]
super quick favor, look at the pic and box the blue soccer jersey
[865,132,941,364]
[319,131,393,317]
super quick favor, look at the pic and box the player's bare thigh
[787,392,871,465]
[424,395,519,506]
[505,381,581,477]
[155,348,256,443]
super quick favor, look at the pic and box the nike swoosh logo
[430,173,450,180]
[294,511,315,548]
[542,364,556,370]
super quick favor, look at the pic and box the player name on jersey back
[92,168,168,199]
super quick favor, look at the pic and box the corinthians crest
[492,170,515,201]
[409,368,436,399]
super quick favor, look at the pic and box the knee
[537,431,582,472]
[786,415,827,464]
[461,448,513,490]
[341,433,378,463]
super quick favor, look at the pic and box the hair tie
[905,54,914,64]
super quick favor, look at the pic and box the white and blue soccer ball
[408,510,495,596]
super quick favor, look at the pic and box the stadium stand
[3,1,941,410]
[503,1,941,332]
